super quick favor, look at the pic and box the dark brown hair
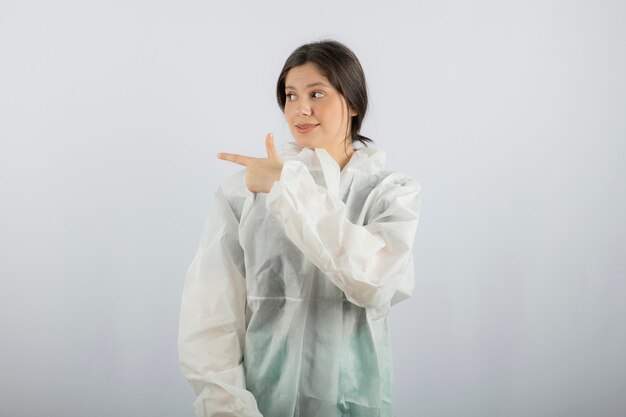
[276,39,374,149]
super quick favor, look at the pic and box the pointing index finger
[216,152,253,167]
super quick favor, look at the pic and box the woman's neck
[327,143,355,172]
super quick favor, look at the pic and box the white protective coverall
[178,141,422,417]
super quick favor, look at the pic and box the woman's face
[283,62,357,150]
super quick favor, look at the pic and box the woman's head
[276,39,373,152]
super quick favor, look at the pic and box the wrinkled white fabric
[178,141,422,417]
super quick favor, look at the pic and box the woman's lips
[295,123,320,133]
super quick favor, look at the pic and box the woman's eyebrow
[285,82,330,90]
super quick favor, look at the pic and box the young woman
[178,39,422,417]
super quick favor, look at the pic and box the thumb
[265,133,281,162]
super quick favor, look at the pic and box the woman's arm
[266,159,422,311]
[178,185,263,417]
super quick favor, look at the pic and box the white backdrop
[1,1,625,416]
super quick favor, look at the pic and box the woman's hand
[216,133,284,193]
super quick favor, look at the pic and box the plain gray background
[1,0,625,416]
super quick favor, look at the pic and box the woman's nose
[296,100,311,116]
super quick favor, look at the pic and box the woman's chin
[294,136,320,148]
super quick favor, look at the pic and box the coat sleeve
[265,159,422,311]
[178,184,263,417]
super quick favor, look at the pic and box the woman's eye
[286,91,323,102]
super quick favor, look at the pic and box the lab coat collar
[277,141,386,175]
